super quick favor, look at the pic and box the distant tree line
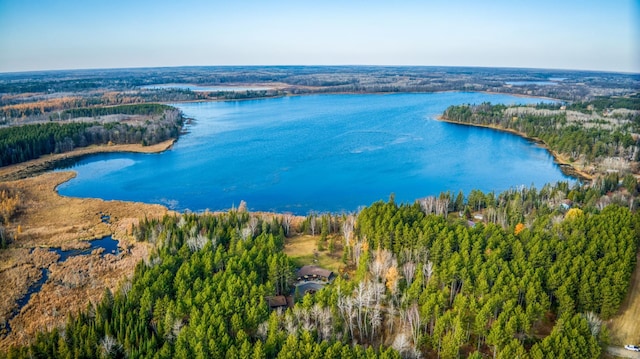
[1,94,145,121]
[534,94,640,113]
[58,103,173,119]
[2,66,637,102]
[569,94,640,112]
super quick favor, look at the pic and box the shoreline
[435,116,593,181]
[164,88,564,106]
[0,139,175,182]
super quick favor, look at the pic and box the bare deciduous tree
[248,216,259,236]
[403,261,416,286]
[282,213,293,236]
[256,321,268,340]
[285,312,298,336]
[187,233,209,251]
[374,248,394,274]
[423,260,434,284]
[120,281,132,298]
[100,335,122,357]
[391,332,412,356]
[419,196,450,217]
[405,303,421,347]
[342,214,355,247]
[582,312,602,337]
[370,305,382,342]
[309,213,317,236]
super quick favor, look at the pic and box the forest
[3,180,638,358]
[0,104,183,167]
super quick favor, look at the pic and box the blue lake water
[51,236,120,262]
[56,93,571,215]
[142,84,273,92]
[506,81,558,86]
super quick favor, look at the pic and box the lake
[505,81,558,86]
[57,92,571,214]
[141,84,274,92]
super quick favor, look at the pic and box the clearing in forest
[283,234,344,273]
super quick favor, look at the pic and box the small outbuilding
[267,295,288,310]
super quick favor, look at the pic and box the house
[267,295,288,310]
[560,199,573,210]
[296,265,335,282]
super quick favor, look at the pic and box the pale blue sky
[0,0,638,73]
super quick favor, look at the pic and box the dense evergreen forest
[0,104,182,167]
[4,181,638,358]
[57,104,173,119]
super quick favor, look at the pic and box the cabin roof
[267,295,287,307]
[297,265,333,279]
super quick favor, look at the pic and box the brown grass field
[284,234,345,273]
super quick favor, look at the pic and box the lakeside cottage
[296,265,335,283]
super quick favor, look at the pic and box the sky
[0,0,638,73]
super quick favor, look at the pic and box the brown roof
[297,265,333,279]
[267,295,287,307]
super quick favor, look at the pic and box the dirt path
[606,347,640,359]
[608,251,640,345]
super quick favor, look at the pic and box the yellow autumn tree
[361,240,369,253]
[385,266,399,295]
[514,223,526,235]
[0,187,21,224]
[565,208,584,221]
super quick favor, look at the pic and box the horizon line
[1,64,639,76]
